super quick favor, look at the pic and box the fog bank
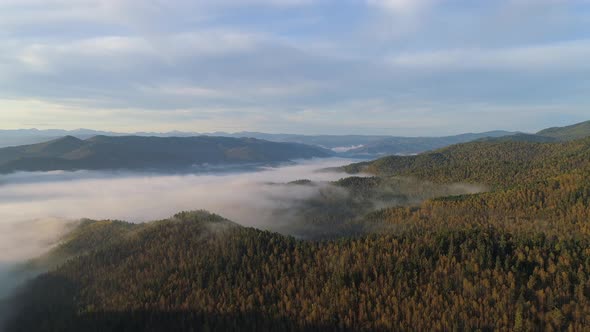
[0,159,357,263]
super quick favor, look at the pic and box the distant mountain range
[0,136,330,174]
[7,129,590,331]
[336,131,515,156]
[0,129,199,148]
[225,120,590,152]
[0,128,518,157]
[0,120,588,164]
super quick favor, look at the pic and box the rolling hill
[338,131,516,156]
[0,128,516,157]
[209,120,590,155]
[343,137,590,188]
[6,149,590,331]
[5,132,590,331]
[0,136,331,173]
[2,120,589,158]
[475,133,559,143]
[475,120,590,144]
[537,120,590,140]
[218,131,517,156]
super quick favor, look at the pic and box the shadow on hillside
[7,310,355,332]
[2,274,364,332]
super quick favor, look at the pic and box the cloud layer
[1,0,589,134]
[0,159,355,262]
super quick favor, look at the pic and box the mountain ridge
[342,136,590,188]
[0,128,517,155]
[5,134,590,331]
[0,136,331,174]
[537,120,590,140]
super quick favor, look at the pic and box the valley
[3,1,590,330]
[3,120,590,330]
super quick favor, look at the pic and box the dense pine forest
[4,137,590,331]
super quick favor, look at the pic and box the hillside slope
[537,120,590,140]
[344,137,590,188]
[6,174,590,331]
[475,133,559,143]
[0,136,331,173]
[6,137,590,331]
[341,131,515,156]
[0,129,517,156]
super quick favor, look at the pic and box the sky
[0,0,589,136]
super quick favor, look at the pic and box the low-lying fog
[0,159,357,263]
[0,158,363,307]
[0,157,489,313]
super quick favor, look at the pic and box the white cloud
[388,40,590,71]
[0,0,589,135]
[3,29,266,77]
[213,0,316,6]
[169,31,262,56]
[0,159,353,262]
[143,80,322,99]
[74,36,153,55]
[366,0,437,14]
[14,37,155,72]
[149,85,228,98]
[0,0,316,30]
[17,45,54,73]
[508,0,582,7]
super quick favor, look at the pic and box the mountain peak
[37,135,84,151]
[59,135,83,141]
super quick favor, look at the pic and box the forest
[0,135,330,174]
[3,137,590,331]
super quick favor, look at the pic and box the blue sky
[0,0,589,135]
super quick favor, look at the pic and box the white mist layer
[331,145,364,153]
[0,159,356,263]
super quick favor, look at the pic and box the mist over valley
[2,0,590,328]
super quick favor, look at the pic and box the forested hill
[343,137,590,188]
[5,137,590,331]
[537,120,590,141]
[451,120,590,145]
[475,133,559,143]
[337,130,515,156]
[337,120,590,156]
[0,135,331,173]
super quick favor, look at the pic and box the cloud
[1,0,590,135]
[0,218,76,263]
[507,0,588,7]
[13,37,153,74]
[0,159,351,305]
[366,0,436,15]
[9,30,262,72]
[387,39,590,72]
[0,159,357,262]
[331,145,365,153]
[141,80,323,101]
[0,0,315,32]
[214,0,316,6]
